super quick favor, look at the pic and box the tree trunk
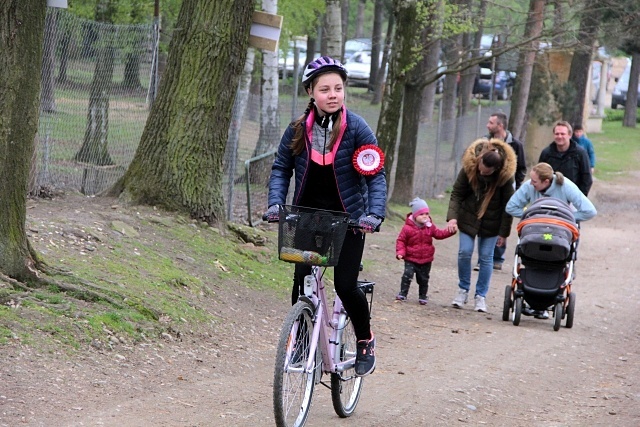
[40,9,57,113]
[369,0,385,92]
[372,11,393,105]
[566,0,599,127]
[420,0,444,122]
[74,33,116,167]
[441,35,461,145]
[324,0,342,57]
[122,51,143,90]
[113,0,254,225]
[376,0,417,196]
[226,49,256,220]
[391,81,421,204]
[356,0,366,38]
[74,2,119,173]
[458,0,486,117]
[508,0,546,141]
[252,0,281,183]
[0,2,46,280]
[57,28,70,84]
[341,0,349,60]
[623,52,640,128]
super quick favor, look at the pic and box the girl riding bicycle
[265,56,387,377]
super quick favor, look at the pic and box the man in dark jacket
[482,112,526,271]
[539,121,592,196]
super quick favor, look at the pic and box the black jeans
[398,260,432,299]
[293,231,370,341]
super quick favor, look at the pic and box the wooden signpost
[249,11,283,52]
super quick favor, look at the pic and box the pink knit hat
[410,197,429,217]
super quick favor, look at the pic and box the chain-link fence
[33,9,507,225]
[33,9,157,196]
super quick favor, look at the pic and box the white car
[344,50,381,87]
[278,45,307,78]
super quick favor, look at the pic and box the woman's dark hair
[473,144,505,219]
[480,149,503,170]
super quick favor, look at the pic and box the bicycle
[265,205,376,427]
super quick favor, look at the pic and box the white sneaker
[452,289,469,308]
[474,295,487,312]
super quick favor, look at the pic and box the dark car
[472,68,513,100]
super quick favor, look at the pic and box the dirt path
[1,175,639,427]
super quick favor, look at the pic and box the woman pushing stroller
[506,162,596,222]
[506,162,596,319]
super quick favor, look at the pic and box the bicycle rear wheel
[331,313,363,417]
[273,300,317,427]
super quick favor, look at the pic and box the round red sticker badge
[353,145,385,175]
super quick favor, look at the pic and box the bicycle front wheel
[330,313,363,418]
[273,300,317,427]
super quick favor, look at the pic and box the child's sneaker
[418,296,429,305]
[395,294,407,301]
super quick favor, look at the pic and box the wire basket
[278,205,350,266]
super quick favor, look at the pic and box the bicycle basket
[278,205,350,266]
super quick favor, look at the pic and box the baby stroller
[502,197,580,331]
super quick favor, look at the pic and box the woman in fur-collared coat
[445,138,517,312]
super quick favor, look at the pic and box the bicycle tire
[273,300,317,427]
[330,312,363,418]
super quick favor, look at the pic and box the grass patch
[1,206,293,351]
[589,120,640,181]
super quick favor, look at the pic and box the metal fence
[33,10,506,225]
[33,9,157,196]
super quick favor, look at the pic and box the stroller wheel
[513,297,522,326]
[502,285,512,322]
[565,292,576,328]
[553,302,563,331]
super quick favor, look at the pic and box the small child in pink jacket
[396,197,456,305]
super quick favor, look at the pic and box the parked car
[472,68,513,100]
[345,38,372,60]
[278,44,307,78]
[344,50,380,87]
[611,58,640,109]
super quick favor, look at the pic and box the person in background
[265,56,387,377]
[395,197,455,305]
[477,112,526,271]
[572,124,596,175]
[446,138,516,313]
[538,121,592,196]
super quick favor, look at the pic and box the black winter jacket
[447,139,516,238]
[538,140,592,195]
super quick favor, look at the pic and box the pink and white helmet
[301,56,348,89]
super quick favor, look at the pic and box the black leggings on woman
[292,231,370,341]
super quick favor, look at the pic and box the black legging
[292,231,371,341]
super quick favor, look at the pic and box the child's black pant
[399,260,432,299]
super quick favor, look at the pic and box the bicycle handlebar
[261,213,378,232]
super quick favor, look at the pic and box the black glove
[358,214,382,233]
[263,204,280,222]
